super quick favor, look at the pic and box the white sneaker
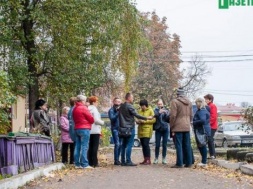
[210,156,216,159]
[197,163,207,167]
[153,158,158,164]
[162,158,167,164]
[83,165,94,169]
[75,166,82,169]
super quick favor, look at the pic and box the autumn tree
[0,0,144,116]
[131,11,181,106]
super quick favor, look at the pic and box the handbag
[195,129,208,147]
[118,127,132,138]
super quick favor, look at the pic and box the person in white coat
[88,96,104,167]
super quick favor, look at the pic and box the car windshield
[223,122,253,132]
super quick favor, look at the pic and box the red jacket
[208,102,218,130]
[73,102,94,130]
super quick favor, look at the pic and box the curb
[0,163,65,189]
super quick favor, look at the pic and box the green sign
[219,0,253,9]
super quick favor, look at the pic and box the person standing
[72,95,94,169]
[30,99,51,136]
[108,97,122,165]
[204,94,218,159]
[119,93,152,166]
[68,97,76,142]
[136,99,156,165]
[60,106,74,164]
[170,88,193,168]
[88,96,104,168]
[193,98,211,167]
[153,99,170,164]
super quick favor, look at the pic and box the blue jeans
[74,129,90,167]
[198,145,207,164]
[155,128,169,158]
[112,129,122,162]
[121,128,135,163]
[174,132,192,166]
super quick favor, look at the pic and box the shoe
[83,165,94,169]
[153,158,158,164]
[75,166,82,169]
[140,157,147,165]
[121,162,127,166]
[184,164,193,168]
[171,165,183,168]
[114,161,121,165]
[210,156,216,159]
[162,158,167,165]
[125,162,137,166]
[197,163,207,167]
[143,157,151,165]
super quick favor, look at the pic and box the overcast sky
[135,0,253,106]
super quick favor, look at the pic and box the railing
[0,133,55,176]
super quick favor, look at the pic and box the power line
[181,50,253,53]
[205,89,253,93]
[203,91,253,96]
[182,59,253,63]
[181,54,253,58]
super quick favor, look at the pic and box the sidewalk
[0,163,64,189]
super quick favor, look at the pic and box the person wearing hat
[170,88,193,168]
[30,99,51,136]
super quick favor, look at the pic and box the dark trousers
[62,143,75,164]
[140,137,151,158]
[112,129,122,162]
[207,129,216,157]
[174,132,192,166]
[88,134,100,167]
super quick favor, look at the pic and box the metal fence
[0,133,55,176]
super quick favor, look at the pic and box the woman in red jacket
[72,95,95,169]
[204,94,218,159]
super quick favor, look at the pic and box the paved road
[21,149,253,189]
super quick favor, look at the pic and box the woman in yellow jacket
[136,99,156,165]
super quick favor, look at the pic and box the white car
[133,125,155,147]
[214,121,253,148]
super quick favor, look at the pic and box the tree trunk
[22,0,39,118]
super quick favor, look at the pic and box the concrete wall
[11,96,27,132]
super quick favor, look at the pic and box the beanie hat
[176,87,185,96]
[76,95,87,102]
[35,99,46,109]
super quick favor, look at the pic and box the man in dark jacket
[170,88,193,168]
[119,93,152,166]
[108,97,122,165]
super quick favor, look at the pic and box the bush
[100,127,111,147]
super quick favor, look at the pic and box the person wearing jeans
[121,127,135,164]
[174,132,192,167]
[73,95,94,169]
[170,88,193,168]
[153,99,170,164]
[74,129,90,167]
[108,97,122,165]
[119,93,153,166]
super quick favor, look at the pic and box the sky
[135,0,253,106]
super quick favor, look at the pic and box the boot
[140,157,147,164]
[143,157,151,165]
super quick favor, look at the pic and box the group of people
[109,89,218,168]
[30,87,218,169]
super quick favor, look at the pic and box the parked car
[214,121,253,148]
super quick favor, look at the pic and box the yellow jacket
[137,107,156,138]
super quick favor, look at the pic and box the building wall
[11,96,26,132]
